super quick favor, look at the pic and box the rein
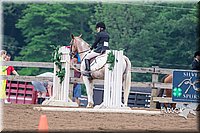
[78,49,91,54]
[70,38,91,56]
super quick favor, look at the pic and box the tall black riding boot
[83,59,92,78]
[85,59,90,71]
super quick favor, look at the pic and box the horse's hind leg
[165,88,176,109]
[82,76,94,108]
[122,57,131,107]
[123,81,129,107]
[156,88,165,109]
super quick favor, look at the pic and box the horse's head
[69,34,80,57]
[69,34,91,58]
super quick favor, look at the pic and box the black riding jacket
[192,58,200,70]
[91,30,110,53]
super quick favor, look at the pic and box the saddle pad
[90,54,107,71]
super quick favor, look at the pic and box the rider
[83,22,110,77]
[192,51,200,70]
[192,51,200,111]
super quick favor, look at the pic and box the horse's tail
[123,56,131,106]
[156,74,170,109]
[161,74,169,83]
[157,74,170,96]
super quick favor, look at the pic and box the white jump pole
[33,106,161,115]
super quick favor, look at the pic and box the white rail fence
[2,54,193,108]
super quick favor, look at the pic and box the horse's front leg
[81,62,94,108]
[82,76,94,108]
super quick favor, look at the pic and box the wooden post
[150,66,159,109]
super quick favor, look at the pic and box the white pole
[110,70,114,107]
[114,51,119,107]
[64,50,70,102]
[103,64,108,107]
[33,107,161,115]
[53,63,57,99]
[108,64,112,107]
[110,51,116,107]
[118,51,123,107]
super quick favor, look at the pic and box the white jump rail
[33,106,161,115]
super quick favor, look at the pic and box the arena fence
[1,59,189,109]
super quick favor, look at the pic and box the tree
[14,3,93,75]
[90,3,198,81]
[3,3,26,57]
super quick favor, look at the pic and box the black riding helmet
[96,22,106,29]
[194,51,200,57]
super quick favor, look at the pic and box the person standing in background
[31,72,53,104]
[0,50,9,103]
[192,51,200,70]
[5,54,19,76]
[192,51,200,111]
[3,54,19,104]
[71,53,82,106]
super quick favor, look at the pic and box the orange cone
[38,115,48,132]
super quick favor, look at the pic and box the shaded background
[2,1,199,82]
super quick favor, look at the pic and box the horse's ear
[71,34,74,39]
[79,34,82,38]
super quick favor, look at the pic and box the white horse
[70,34,131,108]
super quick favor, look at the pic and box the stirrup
[83,72,93,79]
[83,73,92,77]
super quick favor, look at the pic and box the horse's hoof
[86,102,94,108]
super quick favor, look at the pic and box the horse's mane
[76,37,91,48]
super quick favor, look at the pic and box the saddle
[89,53,108,71]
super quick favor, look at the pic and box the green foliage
[3,35,19,55]
[106,51,115,71]
[6,3,93,75]
[17,68,40,76]
[3,3,26,57]
[15,4,73,61]
[52,45,65,84]
[3,3,199,82]
[56,68,66,84]
[90,3,198,81]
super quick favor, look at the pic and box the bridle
[69,37,91,58]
